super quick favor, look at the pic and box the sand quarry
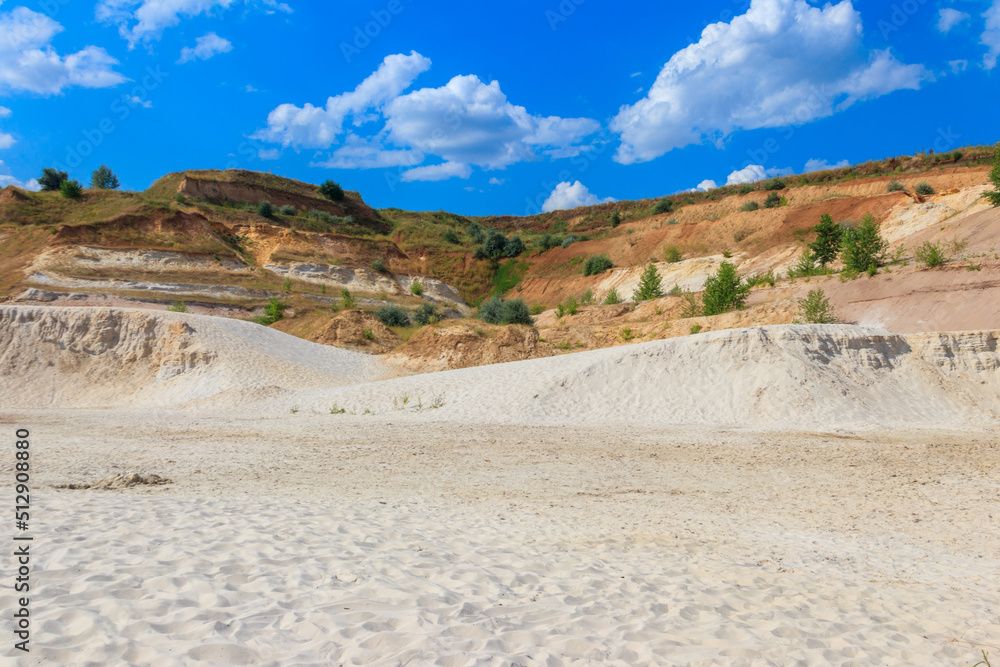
[1,304,999,666]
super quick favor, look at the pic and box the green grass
[492,258,528,296]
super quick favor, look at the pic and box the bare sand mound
[309,309,401,354]
[0,305,391,409]
[300,325,1000,430]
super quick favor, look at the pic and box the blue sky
[0,0,998,215]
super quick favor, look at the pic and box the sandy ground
[2,306,999,665]
[1,412,997,666]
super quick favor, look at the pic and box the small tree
[603,288,621,305]
[59,179,82,199]
[663,245,683,263]
[887,179,905,193]
[90,165,120,190]
[799,289,837,324]
[410,279,423,296]
[610,211,621,228]
[763,192,783,209]
[412,302,438,325]
[319,180,345,201]
[702,261,750,316]
[478,296,532,325]
[483,231,507,259]
[39,168,68,192]
[915,182,935,196]
[375,304,410,327]
[915,241,947,267]
[791,247,818,278]
[257,200,274,218]
[632,263,663,301]
[253,298,287,326]
[985,143,1000,207]
[503,235,525,258]
[810,213,842,266]
[467,221,485,243]
[841,214,888,273]
[340,288,356,309]
[653,199,674,214]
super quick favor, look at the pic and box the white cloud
[725,164,793,186]
[385,75,599,170]
[488,177,506,185]
[0,7,126,95]
[804,158,849,172]
[984,1,1000,70]
[401,162,472,182]
[127,94,152,108]
[950,59,969,74]
[0,132,14,149]
[245,84,258,92]
[0,161,40,191]
[695,179,717,191]
[630,71,641,78]
[611,0,930,164]
[97,0,242,47]
[257,52,601,180]
[937,8,970,33]
[255,51,432,149]
[257,148,279,160]
[541,181,615,212]
[0,107,10,118]
[178,32,232,63]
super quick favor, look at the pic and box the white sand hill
[1,305,998,665]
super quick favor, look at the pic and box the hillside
[1,147,999,372]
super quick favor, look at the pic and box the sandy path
[5,411,998,665]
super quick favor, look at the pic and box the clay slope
[297,325,1000,430]
[0,306,391,409]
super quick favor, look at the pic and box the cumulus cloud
[0,107,10,118]
[0,7,126,95]
[255,52,432,149]
[401,162,472,182]
[489,177,506,185]
[541,181,615,212]
[804,158,850,172]
[126,95,152,108]
[725,164,793,186]
[937,8,970,33]
[0,161,40,191]
[97,0,287,47]
[0,132,14,149]
[611,0,930,164]
[695,179,718,191]
[257,52,601,180]
[178,32,232,63]
[984,1,1000,70]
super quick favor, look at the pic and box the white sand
[2,305,999,665]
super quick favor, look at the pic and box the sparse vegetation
[840,214,888,273]
[741,201,760,212]
[702,261,750,316]
[467,221,485,244]
[610,211,621,228]
[257,200,274,218]
[986,143,1000,207]
[39,168,68,191]
[375,304,411,327]
[690,323,702,334]
[282,277,292,292]
[340,289,356,310]
[477,231,526,260]
[59,179,83,199]
[765,178,786,190]
[319,180,345,201]
[745,270,776,288]
[371,257,388,273]
[363,328,375,340]
[561,234,583,249]
[763,192,784,209]
[277,204,297,216]
[478,296,533,325]
[664,245,683,263]
[412,302,439,325]
[733,227,754,243]
[738,183,755,195]
[555,295,579,317]
[915,182,935,196]
[633,263,663,302]
[618,327,635,342]
[410,279,424,296]
[90,165,120,190]
[915,241,948,267]
[253,298,288,326]
[799,288,837,323]
[583,254,613,276]
[167,301,188,313]
[603,288,622,305]
[579,288,594,305]
[443,229,460,244]
[887,179,905,192]
[653,198,675,214]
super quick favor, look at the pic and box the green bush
[443,229,460,244]
[340,289,356,309]
[702,261,750,316]
[745,270,776,288]
[610,211,621,228]
[765,178,786,190]
[412,302,438,325]
[799,289,837,324]
[887,179,906,192]
[653,199,674,214]
[579,288,594,305]
[664,245,683,263]
[915,182,935,196]
[915,241,948,267]
[257,200,274,218]
[741,201,760,212]
[253,298,288,326]
[167,301,187,313]
[555,295,578,318]
[59,179,82,199]
[504,235,526,257]
[583,254,613,276]
[841,214,888,272]
[90,165,120,190]
[632,263,663,301]
[478,296,533,325]
[789,248,819,278]
[763,192,783,209]
[985,143,1000,207]
[810,213,843,266]
[561,234,582,248]
[39,168,69,191]
[319,180,345,201]
[603,288,621,305]
[467,221,485,243]
[738,183,755,195]
[538,233,561,251]
[410,279,423,296]
[375,304,410,327]
[277,204,297,216]
[371,257,388,273]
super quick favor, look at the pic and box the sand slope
[0,305,391,409]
